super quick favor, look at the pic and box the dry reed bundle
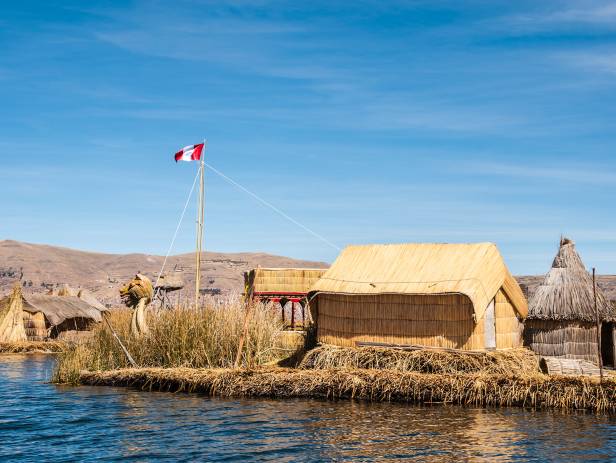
[0,340,65,354]
[53,298,286,384]
[0,284,27,342]
[299,346,539,376]
[77,367,616,412]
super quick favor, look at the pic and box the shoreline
[0,341,65,354]
[77,366,616,413]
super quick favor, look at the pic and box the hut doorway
[601,323,615,367]
[484,300,496,350]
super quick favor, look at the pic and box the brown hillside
[2,240,614,308]
[0,240,328,306]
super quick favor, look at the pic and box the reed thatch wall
[22,311,47,341]
[245,268,327,295]
[314,293,492,349]
[495,289,524,349]
[524,320,599,362]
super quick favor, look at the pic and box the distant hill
[1,240,614,308]
[0,240,328,306]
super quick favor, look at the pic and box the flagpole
[195,140,206,308]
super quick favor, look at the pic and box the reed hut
[244,268,328,327]
[154,274,184,308]
[309,243,528,350]
[524,238,616,365]
[0,292,107,341]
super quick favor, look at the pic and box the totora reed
[0,340,65,354]
[78,367,616,413]
[52,300,616,413]
[298,345,539,376]
[53,298,287,384]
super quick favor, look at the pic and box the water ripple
[0,355,615,462]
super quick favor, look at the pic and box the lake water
[1,355,615,462]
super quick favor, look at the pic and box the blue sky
[1,0,615,274]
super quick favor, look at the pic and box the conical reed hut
[524,238,616,365]
[0,285,27,342]
[309,243,528,350]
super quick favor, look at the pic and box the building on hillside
[309,243,528,350]
[524,238,616,366]
[244,268,328,328]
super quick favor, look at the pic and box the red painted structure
[251,292,308,328]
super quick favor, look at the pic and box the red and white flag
[174,143,204,162]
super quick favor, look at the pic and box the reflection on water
[0,355,615,462]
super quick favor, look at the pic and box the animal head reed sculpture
[120,274,153,337]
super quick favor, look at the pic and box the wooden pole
[235,299,252,368]
[195,142,206,308]
[593,268,604,382]
[103,313,136,367]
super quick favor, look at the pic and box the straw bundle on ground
[77,367,616,412]
[310,243,527,350]
[525,238,616,364]
[299,345,539,376]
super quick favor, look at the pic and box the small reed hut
[524,238,616,366]
[244,268,328,328]
[309,243,528,350]
[0,291,107,341]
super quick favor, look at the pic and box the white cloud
[562,51,616,74]
[462,161,616,184]
[505,2,616,28]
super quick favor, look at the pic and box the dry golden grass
[0,340,65,354]
[299,345,540,376]
[53,298,287,384]
[78,366,616,412]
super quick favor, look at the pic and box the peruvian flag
[174,143,204,162]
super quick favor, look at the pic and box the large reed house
[309,243,528,350]
[524,238,616,366]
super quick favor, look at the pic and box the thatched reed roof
[47,284,107,311]
[77,289,107,311]
[528,238,615,322]
[246,268,328,294]
[310,243,528,320]
[0,293,107,327]
[154,274,184,291]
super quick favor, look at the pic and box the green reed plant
[53,297,285,384]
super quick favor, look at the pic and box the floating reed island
[78,366,616,413]
[49,238,616,413]
[53,306,616,413]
